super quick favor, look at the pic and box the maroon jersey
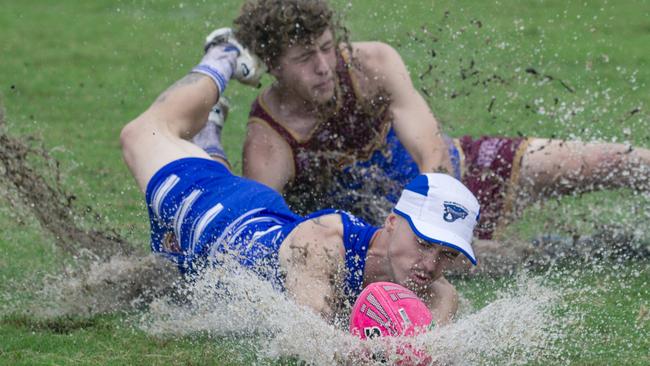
[248,48,393,214]
[247,49,529,240]
[457,136,529,239]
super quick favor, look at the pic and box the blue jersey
[145,157,378,295]
[339,129,462,203]
[314,129,462,224]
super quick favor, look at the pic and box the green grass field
[1,0,649,364]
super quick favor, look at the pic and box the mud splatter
[0,105,133,259]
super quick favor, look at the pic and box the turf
[1,0,649,364]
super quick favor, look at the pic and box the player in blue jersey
[120,38,481,325]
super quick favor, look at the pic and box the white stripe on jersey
[249,225,282,243]
[151,174,180,219]
[246,224,282,253]
[173,189,202,249]
[190,202,224,250]
[228,216,285,250]
[206,207,265,257]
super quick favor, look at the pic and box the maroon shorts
[453,136,530,239]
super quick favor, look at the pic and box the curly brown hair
[233,0,341,68]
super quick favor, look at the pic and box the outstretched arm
[355,42,453,174]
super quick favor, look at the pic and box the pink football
[349,282,433,339]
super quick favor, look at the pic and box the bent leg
[120,73,229,192]
[518,138,650,199]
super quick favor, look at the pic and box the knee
[120,122,136,153]
[119,120,144,166]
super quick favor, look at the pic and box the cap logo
[442,202,469,222]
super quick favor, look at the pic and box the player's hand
[204,28,265,88]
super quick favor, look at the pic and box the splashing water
[139,254,564,365]
[0,108,134,259]
[33,252,178,317]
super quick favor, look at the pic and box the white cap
[394,173,480,265]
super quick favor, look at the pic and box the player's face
[386,215,460,291]
[270,29,337,105]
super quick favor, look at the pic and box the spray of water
[33,252,178,317]
[0,105,133,259]
[138,254,565,365]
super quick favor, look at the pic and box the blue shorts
[145,158,301,286]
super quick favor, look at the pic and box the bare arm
[243,120,295,192]
[278,214,345,321]
[355,42,452,174]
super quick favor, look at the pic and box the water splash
[140,256,564,365]
[0,106,133,259]
[28,252,177,317]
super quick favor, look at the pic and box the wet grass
[0,314,261,365]
[455,261,650,365]
[1,0,649,364]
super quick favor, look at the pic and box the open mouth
[411,272,432,284]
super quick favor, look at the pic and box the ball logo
[398,308,412,328]
[442,202,469,222]
[363,326,382,339]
